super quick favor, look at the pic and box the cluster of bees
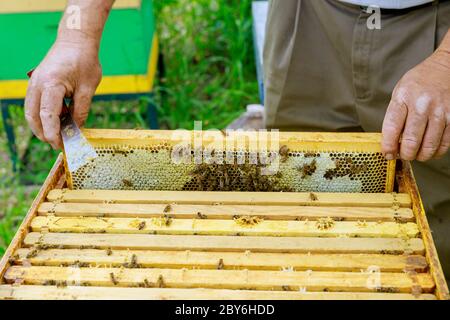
[184,145,363,192]
[315,217,335,230]
[234,215,263,227]
[183,145,366,192]
[324,157,369,180]
[184,162,292,192]
[298,159,317,178]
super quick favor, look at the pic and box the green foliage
[0,177,39,257]
[153,0,258,129]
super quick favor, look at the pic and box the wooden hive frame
[65,129,398,192]
[0,130,448,300]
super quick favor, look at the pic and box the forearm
[57,0,115,49]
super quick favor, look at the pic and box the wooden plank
[30,216,420,238]
[54,174,67,189]
[81,129,387,153]
[14,248,429,272]
[0,0,141,13]
[24,232,425,254]
[83,129,384,143]
[401,162,450,300]
[3,266,435,293]
[0,156,65,283]
[385,160,396,193]
[37,202,415,222]
[46,189,412,207]
[0,285,436,300]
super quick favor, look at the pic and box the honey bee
[112,149,128,157]
[279,145,290,163]
[122,179,133,187]
[138,221,146,230]
[110,272,118,285]
[299,159,317,178]
[162,214,172,226]
[304,152,316,158]
[143,278,153,288]
[43,280,57,286]
[197,212,207,219]
[123,254,140,268]
[217,258,224,270]
[315,217,335,230]
[156,275,165,288]
[309,192,318,201]
[323,170,335,180]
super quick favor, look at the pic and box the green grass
[0,0,258,256]
[0,177,39,257]
[153,0,258,129]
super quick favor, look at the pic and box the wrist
[431,49,450,70]
[435,29,450,58]
[56,0,113,51]
[431,29,450,68]
[56,29,101,51]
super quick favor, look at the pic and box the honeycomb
[70,143,390,193]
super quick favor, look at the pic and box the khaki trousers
[263,0,450,279]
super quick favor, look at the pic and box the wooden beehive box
[0,130,448,300]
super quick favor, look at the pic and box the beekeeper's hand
[382,30,450,162]
[25,41,101,149]
[25,0,113,149]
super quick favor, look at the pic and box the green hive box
[0,0,158,99]
[0,0,159,164]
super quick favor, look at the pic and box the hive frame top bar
[80,129,385,152]
[82,129,384,142]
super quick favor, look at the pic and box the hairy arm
[382,29,450,162]
[25,0,115,149]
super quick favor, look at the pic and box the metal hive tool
[65,130,396,193]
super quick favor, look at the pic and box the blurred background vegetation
[0,0,259,255]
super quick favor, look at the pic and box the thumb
[72,87,95,127]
